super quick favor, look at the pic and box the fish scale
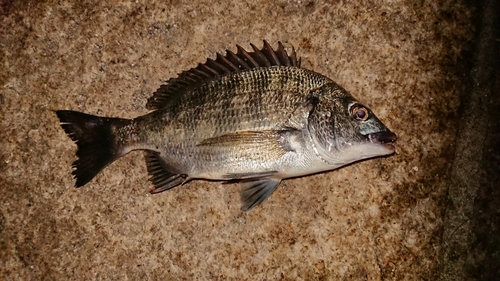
[56,41,396,212]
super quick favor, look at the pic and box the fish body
[56,41,396,211]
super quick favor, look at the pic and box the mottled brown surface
[0,0,490,279]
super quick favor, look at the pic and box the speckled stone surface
[0,0,488,279]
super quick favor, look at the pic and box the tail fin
[55,110,131,187]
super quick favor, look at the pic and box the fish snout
[368,131,397,151]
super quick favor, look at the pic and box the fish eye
[350,105,369,121]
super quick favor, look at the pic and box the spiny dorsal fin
[146,40,301,110]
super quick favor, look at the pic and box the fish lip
[367,131,397,151]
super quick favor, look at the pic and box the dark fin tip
[56,110,127,187]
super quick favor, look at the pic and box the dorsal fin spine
[236,45,259,68]
[262,40,281,66]
[206,58,231,74]
[198,63,219,76]
[226,50,250,70]
[216,53,239,71]
[276,42,291,66]
[192,67,212,78]
[250,43,272,67]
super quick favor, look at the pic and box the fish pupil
[356,109,366,119]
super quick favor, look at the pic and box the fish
[56,40,396,212]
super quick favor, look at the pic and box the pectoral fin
[240,177,282,212]
[198,130,283,147]
[144,151,186,194]
[198,130,297,161]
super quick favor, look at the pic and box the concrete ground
[1,0,498,279]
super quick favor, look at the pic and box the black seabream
[56,41,397,211]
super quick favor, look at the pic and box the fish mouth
[368,131,397,152]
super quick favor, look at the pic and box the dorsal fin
[146,40,301,110]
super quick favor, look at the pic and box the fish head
[307,86,396,166]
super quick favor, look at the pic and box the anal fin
[240,177,282,212]
[144,151,186,194]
